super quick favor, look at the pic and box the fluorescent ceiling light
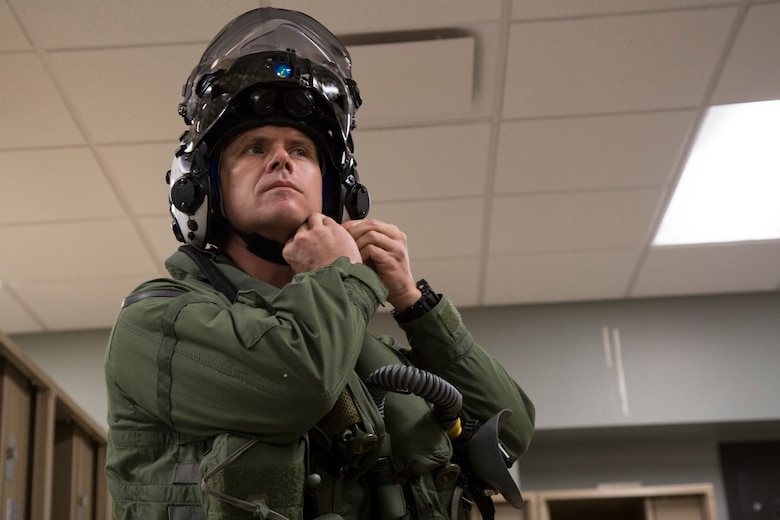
[654,99,780,246]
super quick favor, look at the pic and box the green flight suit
[105,248,535,519]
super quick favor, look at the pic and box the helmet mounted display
[168,7,369,251]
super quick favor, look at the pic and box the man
[105,7,534,520]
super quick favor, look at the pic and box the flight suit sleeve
[105,258,388,444]
[396,296,535,459]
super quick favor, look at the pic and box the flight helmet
[168,7,369,251]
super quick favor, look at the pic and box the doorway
[720,441,780,520]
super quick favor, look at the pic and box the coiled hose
[364,365,463,434]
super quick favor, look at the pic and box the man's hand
[283,213,362,273]
[342,218,421,310]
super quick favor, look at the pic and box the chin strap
[237,230,289,265]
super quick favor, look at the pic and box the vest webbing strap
[179,245,238,302]
[172,462,200,484]
[168,505,206,520]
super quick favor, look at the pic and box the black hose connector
[364,365,463,428]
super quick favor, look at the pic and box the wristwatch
[391,279,442,324]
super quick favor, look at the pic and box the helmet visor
[182,8,354,127]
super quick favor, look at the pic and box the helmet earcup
[170,175,206,214]
[345,179,370,220]
[340,142,368,221]
[167,139,212,248]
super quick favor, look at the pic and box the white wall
[12,328,110,429]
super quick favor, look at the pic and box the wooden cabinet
[54,421,97,520]
[537,484,716,520]
[0,331,110,520]
[0,361,33,520]
[648,495,711,520]
[473,485,716,520]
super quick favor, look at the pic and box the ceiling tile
[0,0,30,51]
[632,241,780,297]
[47,45,199,143]
[0,53,84,149]
[138,215,183,269]
[484,249,641,305]
[0,147,124,223]
[495,111,696,194]
[503,8,737,118]
[370,199,485,260]
[490,188,663,254]
[356,123,491,202]
[0,220,158,282]
[1,1,778,333]
[468,22,503,119]
[712,3,780,104]
[0,282,42,334]
[278,1,504,33]
[9,0,256,49]
[14,275,149,331]
[511,0,740,19]
[350,37,475,126]
[100,143,176,217]
[355,21,502,123]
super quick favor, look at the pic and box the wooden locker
[0,333,109,520]
[94,444,112,520]
[536,485,717,520]
[0,360,33,520]
[647,496,708,520]
[53,421,96,520]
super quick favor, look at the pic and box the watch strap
[391,279,441,324]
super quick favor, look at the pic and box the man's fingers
[305,213,329,228]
